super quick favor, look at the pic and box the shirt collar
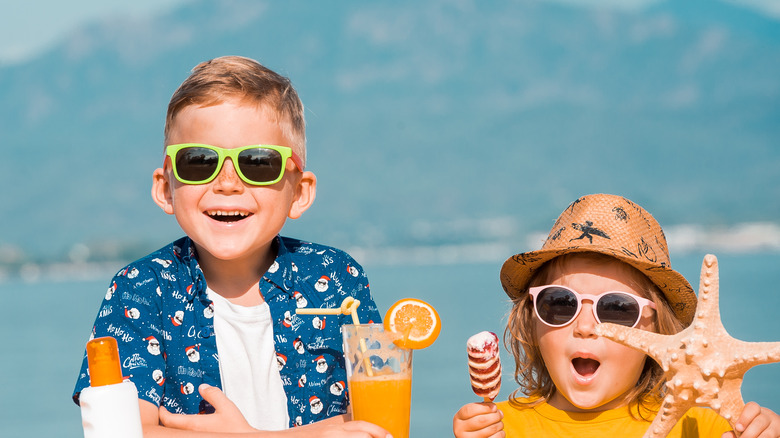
[261,236,297,299]
[178,236,297,302]
[174,237,208,303]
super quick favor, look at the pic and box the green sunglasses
[165,143,304,186]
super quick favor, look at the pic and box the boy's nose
[212,159,244,193]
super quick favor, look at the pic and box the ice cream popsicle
[467,331,501,401]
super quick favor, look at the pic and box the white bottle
[79,336,144,438]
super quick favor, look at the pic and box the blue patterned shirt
[73,236,381,428]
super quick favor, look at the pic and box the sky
[1,0,779,65]
[0,0,190,64]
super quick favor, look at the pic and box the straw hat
[500,194,696,326]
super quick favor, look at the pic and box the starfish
[595,254,780,438]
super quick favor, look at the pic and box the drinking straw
[296,296,361,319]
[297,297,373,376]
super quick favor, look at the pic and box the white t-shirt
[207,288,290,430]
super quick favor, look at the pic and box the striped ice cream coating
[467,331,501,400]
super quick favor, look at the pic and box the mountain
[1,0,778,264]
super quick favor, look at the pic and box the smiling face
[152,98,316,270]
[537,255,657,412]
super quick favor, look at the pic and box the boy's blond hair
[505,253,685,419]
[164,56,307,166]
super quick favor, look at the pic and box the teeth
[208,210,248,217]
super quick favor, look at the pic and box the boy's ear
[288,171,317,219]
[151,166,175,215]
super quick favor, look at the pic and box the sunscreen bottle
[79,336,143,438]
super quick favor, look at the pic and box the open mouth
[206,210,251,223]
[572,357,600,378]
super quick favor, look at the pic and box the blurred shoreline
[2,222,779,284]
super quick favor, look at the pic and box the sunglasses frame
[528,284,657,329]
[165,143,304,186]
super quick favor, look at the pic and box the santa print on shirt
[73,236,380,427]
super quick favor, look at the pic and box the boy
[73,56,390,437]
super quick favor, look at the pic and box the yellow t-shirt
[496,398,731,438]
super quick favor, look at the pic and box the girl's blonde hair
[505,253,685,418]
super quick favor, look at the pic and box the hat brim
[500,247,697,326]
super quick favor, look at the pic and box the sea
[2,251,779,437]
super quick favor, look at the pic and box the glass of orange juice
[342,323,412,438]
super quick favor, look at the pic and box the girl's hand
[453,402,505,438]
[722,402,780,438]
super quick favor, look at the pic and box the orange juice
[348,374,412,438]
[343,324,414,438]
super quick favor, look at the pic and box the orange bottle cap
[86,336,123,387]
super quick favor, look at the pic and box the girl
[453,194,780,438]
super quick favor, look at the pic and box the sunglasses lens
[596,294,641,327]
[535,287,579,326]
[175,147,219,182]
[237,148,284,184]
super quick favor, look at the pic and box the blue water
[2,252,778,437]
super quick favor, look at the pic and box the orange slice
[383,298,441,349]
